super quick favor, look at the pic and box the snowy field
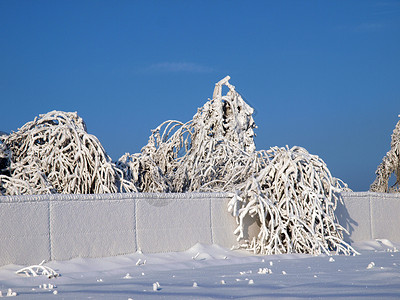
[0,240,399,299]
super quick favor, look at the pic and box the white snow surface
[1,240,400,299]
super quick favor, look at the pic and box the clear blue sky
[1,1,399,191]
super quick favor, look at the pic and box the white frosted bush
[370,116,400,193]
[0,111,136,195]
[118,76,258,193]
[230,146,352,255]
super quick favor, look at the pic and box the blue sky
[1,1,399,191]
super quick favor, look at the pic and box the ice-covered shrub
[370,116,400,193]
[0,111,136,195]
[118,76,258,193]
[230,146,352,255]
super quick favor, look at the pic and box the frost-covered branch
[370,116,400,193]
[16,260,59,278]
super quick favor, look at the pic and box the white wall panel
[1,192,400,266]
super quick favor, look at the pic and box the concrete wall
[1,191,399,266]
[0,193,259,266]
[338,192,400,244]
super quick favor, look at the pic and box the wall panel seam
[48,200,53,261]
[369,195,374,240]
[134,199,138,252]
[210,198,214,244]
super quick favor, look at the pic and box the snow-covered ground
[1,240,399,299]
